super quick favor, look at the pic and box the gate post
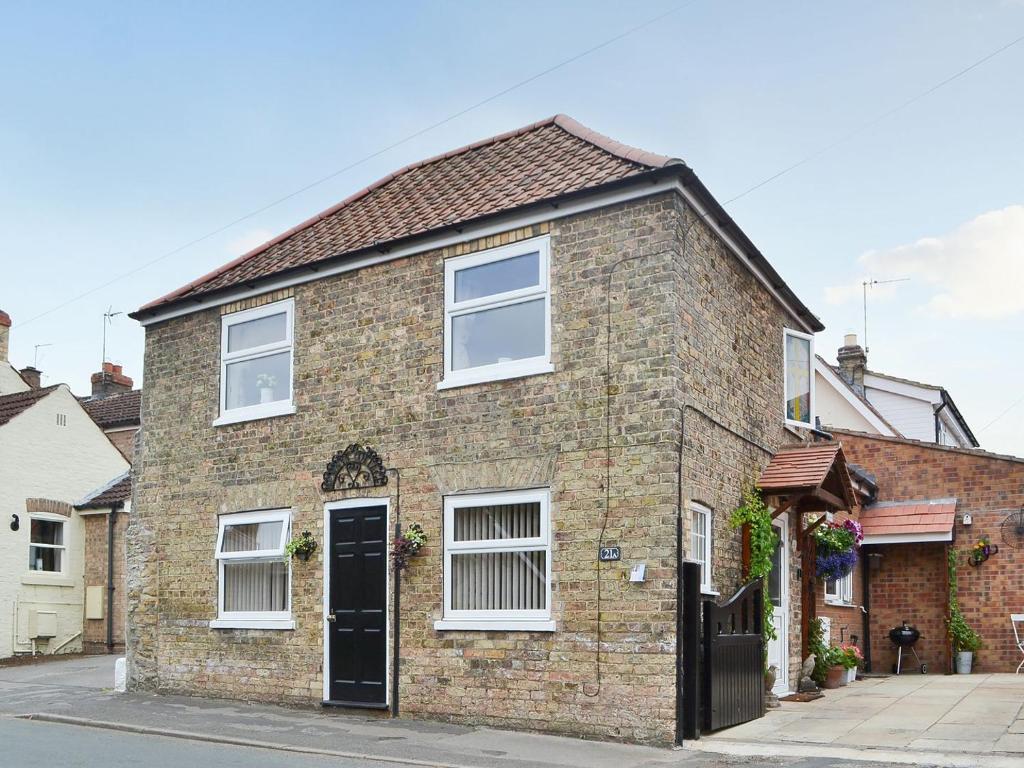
[679,560,702,741]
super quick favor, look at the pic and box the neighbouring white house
[0,309,129,658]
[815,333,979,448]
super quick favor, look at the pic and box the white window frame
[439,237,553,390]
[27,514,67,576]
[214,298,296,426]
[435,488,554,632]
[690,502,716,595]
[211,508,294,629]
[783,327,815,428]
[825,571,854,606]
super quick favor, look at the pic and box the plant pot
[822,665,845,689]
[259,386,275,404]
[956,651,974,674]
[843,667,856,684]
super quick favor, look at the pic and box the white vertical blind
[223,561,288,612]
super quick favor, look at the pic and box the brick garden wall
[837,431,1024,673]
[128,190,805,744]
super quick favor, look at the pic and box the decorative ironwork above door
[321,444,388,491]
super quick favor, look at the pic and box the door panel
[327,504,388,706]
[766,517,789,696]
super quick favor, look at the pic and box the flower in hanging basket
[815,519,860,580]
[391,523,427,571]
[816,549,858,580]
[284,531,318,562]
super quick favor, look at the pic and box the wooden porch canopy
[757,442,859,525]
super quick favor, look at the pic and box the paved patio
[705,673,1024,756]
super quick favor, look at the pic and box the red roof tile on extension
[860,499,957,543]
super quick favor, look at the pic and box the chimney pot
[20,365,41,389]
[91,362,134,399]
[843,332,858,347]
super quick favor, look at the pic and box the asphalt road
[0,718,417,768]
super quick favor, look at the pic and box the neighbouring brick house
[126,116,830,744]
[837,430,1024,674]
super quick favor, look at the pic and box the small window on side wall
[435,489,554,632]
[215,298,295,426]
[440,238,553,390]
[29,517,66,574]
[690,502,714,594]
[212,509,293,629]
[825,572,853,605]
[784,328,814,427]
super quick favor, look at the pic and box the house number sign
[599,546,621,562]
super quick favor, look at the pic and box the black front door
[327,504,387,706]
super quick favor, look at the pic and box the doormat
[780,691,824,702]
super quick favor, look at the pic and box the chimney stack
[837,333,867,395]
[20,365,41,389]
[91,361,134,399]
[0,309,9,363]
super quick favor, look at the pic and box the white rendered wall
[0,386,129,658]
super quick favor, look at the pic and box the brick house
[126,116,829,744]
[837,430,1024,674]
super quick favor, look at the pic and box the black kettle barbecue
[888,621,927,674]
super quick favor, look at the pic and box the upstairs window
[29,517,65,574]
[212,509,292,629]
[216,299,295,425]
[784,328,814,426]
[440,238,552,389]
[436,489,554,631]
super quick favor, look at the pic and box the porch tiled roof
[860,498,957,543]
[758,442,843,491]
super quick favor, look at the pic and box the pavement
[699,672,1024,766]
[0,654,1009,768]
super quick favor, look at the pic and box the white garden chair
[1013,614,1024,674]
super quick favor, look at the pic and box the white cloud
[825,205,1024,318]
[225,229,274,257]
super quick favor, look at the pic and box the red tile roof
[136,115,676,314]
[82,389,142,429]
[0,385,60,427]
[759,442,844,492]
[75,472,132,510]
[860,499,957,542]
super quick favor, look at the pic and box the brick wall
[838,431,1024,673]
[82,508,128,653]
[104,428,137,461]
[128,191,804,744]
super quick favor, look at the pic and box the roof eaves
[939,389,979,447]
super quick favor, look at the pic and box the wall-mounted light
[962,513,973,526]
[10,513,19,532]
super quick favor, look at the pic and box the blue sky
[2,1,1022,454]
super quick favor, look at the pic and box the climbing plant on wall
[730,486,779,661]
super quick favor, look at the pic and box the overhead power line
[723,31,1024,205]
[12,0,696,329]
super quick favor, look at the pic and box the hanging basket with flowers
[815,519,862,581]
[391,523,427,571]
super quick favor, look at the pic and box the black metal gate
[701,579,765,732]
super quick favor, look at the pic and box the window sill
[437,362,554,391]
[434,619,555,632]
[784,419,814,431]
[210,619,295,630]
[701,587,720,597]
[824,599,855,608]
[22,574,74,587]
[212,402,296,427]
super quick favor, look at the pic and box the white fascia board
[815,358,897,436]
[862,531,953,545]
[138,179,817,335]
[864,373,941,404]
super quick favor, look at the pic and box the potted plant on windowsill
[256,373,277,404]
